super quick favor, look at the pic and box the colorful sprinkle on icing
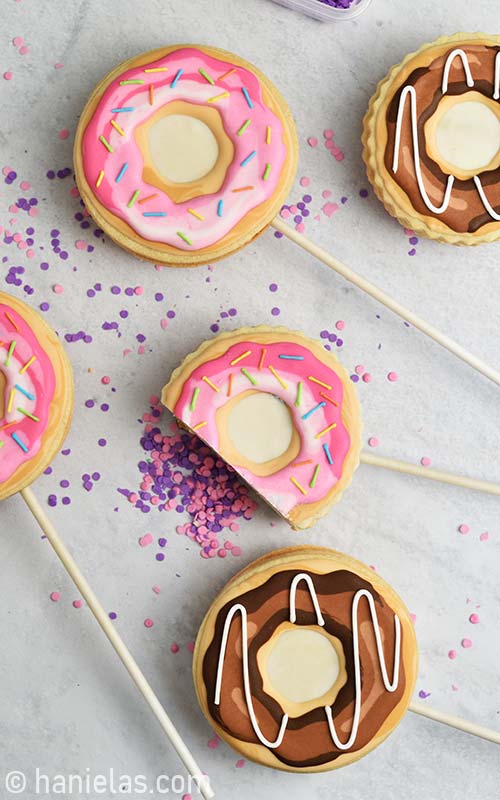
[188,208,205,221]
[120,79,144,85]
[96,169,105,188]
[111,107,135,112]
[5,340,16,367]
[189,387,200,412]
[240,151,257,167]
[199,68,215,84]
[242,87,253,108]
[258,348,267,370]
[19,355,36,374]
[217,199,224,217]
[12,432,29,452]
[171,69,183,88]
[177,231,193,246]
[279,355,304,360]
[143,211,166,217]
[110,119,125,136]
[309,376,332,390]
[202,376,220,393]
[323,443,334,465]
[127,189,141,208]
[115,162,128,183]
[207,91,230,103]
[290,476,307,496]
[15,384,35,401]
[268,365,287,390]
[320,392,339,407]
[144,67,168,73]
[315,422,337,439]
[241,368,257,386]
[230,350,252,366]
[309,464,321,488]
[237,119,252,136]
[99,135,113,153]
[193,421,208,431]
[295,381,303,407]
[302,401,326,420]
[262,163,271,181]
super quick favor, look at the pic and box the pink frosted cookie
[161,327,362,529]
[74,45,298,267]
[0,292,73,500]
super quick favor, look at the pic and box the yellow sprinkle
[19,355,36,374]
[227,373,233,397]
[193,421,208,431]
[207,91,229,103]
[96,169,105,188]
[202,376,220,393]
[268,365,288,390]
[110,119,125,136]
[290,477,307,496]
[258,348,267,370]
[266,125,271,145]
[149,84,154,105]
[188,208,205,221]
[144,67,168,72]
[308,375,332,390]
[315,422,337,439]
[7,388,14,414]
[309,464,320,488]
[230,350,252,366]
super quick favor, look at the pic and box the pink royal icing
[0,303,56,486]
[82,47,288,250]
[174,341,351,516]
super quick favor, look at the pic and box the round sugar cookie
[363,32,500,244]
[0,292,74,500]
[193,545,418,772]
[161,326,362,529]
[74,44,298,266]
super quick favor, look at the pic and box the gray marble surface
[1,0,500,798]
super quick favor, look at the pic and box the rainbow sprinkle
[127,190,141,208]
[323,443,334,465]
[227,374,233,397]
[19,355,36,374]
[302,401,326,420]
[120,79,144,85]
[177,231,193,246]
[144,67,168,73]
[17,407,40,422]
[143,211,166,217]
[171,69,183,88]
[310,464,321,488]
[240,151,257,167]
[110,119,125,136]
[279,355,304,360]
[99,135,113,153]
[232,185,254,193]
[308,376,332,390]
[290,476,307,496]
[207,91,229,103]
[219,67,237,81]
[237,119,252,136]
[320,392,339,408]
[202,376,220,393]
[292,459,313,467]
[149,84,154,105]
[111,107,134,113]
[5,340,16,367]
[217,199,224,217]
[193,421,208,432]
[188,208,205,221]
[199,68,214,84]
[115,162,129,183]
[230,350,252,366]
[241,368,257,386]
[242,87,253,108]
[15,384,35,401]
[295,381,303,407]
[12,432,28,452]
[5,311,19,331]
[268,365,288,390]
[7,389,14,414]
[315,422,337,439]
[262,163,271,181]
[96,169,105,188]
[258,348,267,370]
[138,193,159,204]
[189,387,200,412]
[266,126,272,145]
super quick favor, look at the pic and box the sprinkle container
[269,0,373,21]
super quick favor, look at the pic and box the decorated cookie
[161,326,361,529]
[74,45,298,266]
[193,546,418,772]
[363,32,500,244]
[0,292,73,501]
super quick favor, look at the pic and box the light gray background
[1,1,500,798]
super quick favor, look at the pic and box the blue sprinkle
[242,87,253,108]
[12,432,29,453]
[111,107,135,113]
[143,212,167,217]
[217,199,224,217]
[279,355,304,360]
[115,162,129,183]
[171,69,183,88]
[323,443,334,465]
[302,402,326,421]
[240,151,257,167]
[15,384,35,401]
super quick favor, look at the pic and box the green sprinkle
[120,79,144,85]
[0,440,4,449]
[5,340,16,367]
[99,135,113,153]
[127,189,141,208]
[262,163,271,181]
[295,381,303,407]
[309,464,320,489]
[177,231,193,246]
[241,368,257,386]
[189,387,200,412]
[199,68,215,85]
[17,407,40,422]
[237,119,252,136]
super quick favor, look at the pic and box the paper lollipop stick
[0,293,212,800]
[271,217,500,388]
[20,487,214,800]
[408,701,500,745]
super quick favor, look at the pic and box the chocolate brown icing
[384,45,500,233]
[202,569,406,768]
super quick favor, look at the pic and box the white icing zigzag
[214,573,401,752]
[392,47,500,220]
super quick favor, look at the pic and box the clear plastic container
[270,0,372,22]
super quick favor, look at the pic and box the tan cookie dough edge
[74,44,298,267]
[160,326,362,530]
[0,292,74,501]
[362,32,500,246]
[192,545,418,772]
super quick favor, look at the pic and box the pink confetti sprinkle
[170,642,180,653]
[299,176,310,187]
[54,62,64,69]
[50,591,60,602]
[458,524,470,535]
[59,128,70,140]
[2,166,13,175]
[182,795,192,800]
[4,72,14,81]
[75,239,86,249]
[410,613,416,623]
[448,649,457,660]
[13,37,24,47]
[134,286,144,296]
[324,128,334,139]
[295,223,305,233]
[480,531,489,541]
[235,759,246,769]
[144,618,154,628]
[19,45,29,55]
[421,457,432,467]
[461,638,473,649]
[335,320,345,331]
[232,545,242,557]
[20,180,30,190]
[152,585,161,594]
[362,373,372,383]
[322,201,339,218]
[139,533,153,547]
[160,318,168,329]
[53,284,64,294]
[368,437,379,448]
[187,641,195,653]
[387,371,398,382]
[354,364,364,375]
[307,136,318,148]
[101,375,111,385]
[469,613,480,624]
[451,684,459,691]
[322,189,332,199]
[73,600,83,609]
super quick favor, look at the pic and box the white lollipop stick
[271,217,500,388]
[409,701,500,745]
[360,452,500,496]
[20,486,214,800]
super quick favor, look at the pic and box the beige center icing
[148,113,220,184]
[267,628,340,703]
[226,392,294,464]
[435,100,500,171]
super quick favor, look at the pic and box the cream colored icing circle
[435,100,500,172]
[147,113,220,184]
[226,392,294,464]
[266,628,341,704]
